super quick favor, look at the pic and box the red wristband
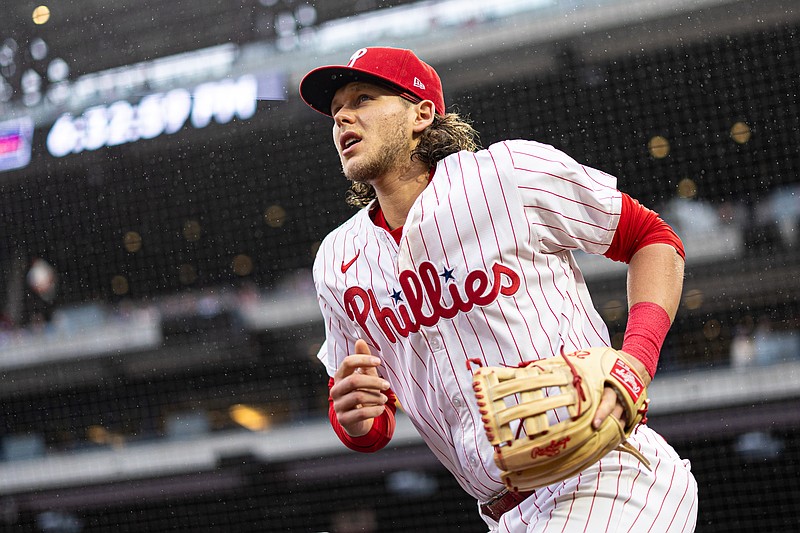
[621,302,672,378]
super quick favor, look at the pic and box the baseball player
[300,47,698,532]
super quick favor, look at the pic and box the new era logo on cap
[299,47,445,117]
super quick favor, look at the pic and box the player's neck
[372,165,431,230]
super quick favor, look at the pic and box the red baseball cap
[299,46,445,117]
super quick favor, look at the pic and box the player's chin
[342,161,371,183]
[339,156,353,175]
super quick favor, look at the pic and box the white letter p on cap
[347,48,368,67]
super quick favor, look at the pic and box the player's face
[330,82,416,183]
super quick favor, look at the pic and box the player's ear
[411,100,435,133]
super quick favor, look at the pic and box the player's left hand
[592,350,651,429]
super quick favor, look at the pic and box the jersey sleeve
[313,231,356,378]
[493,140,622,255]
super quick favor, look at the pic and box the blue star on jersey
[390,288,403,303]
[440,266,455,282]
[390,266,454,305]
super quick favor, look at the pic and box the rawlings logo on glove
[531,437,570,458]
[471,347,651,492]
[609,358,644,401]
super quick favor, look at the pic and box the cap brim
[299,66,407,117]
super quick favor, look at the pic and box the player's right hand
[330,339,391,437]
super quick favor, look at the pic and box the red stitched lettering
[531,437,571,458]
[342,261,521,345]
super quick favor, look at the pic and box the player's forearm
[626,243,685,322]
[620,243,685,380]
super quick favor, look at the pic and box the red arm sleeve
[604,193,685,263]
[327,377,397,453]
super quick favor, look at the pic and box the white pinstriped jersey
[314,140,696,530]
[315,138,620,496]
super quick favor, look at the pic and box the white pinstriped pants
[481,426,698,533]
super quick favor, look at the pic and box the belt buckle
[480,489,512,522]
[480,488,532,522]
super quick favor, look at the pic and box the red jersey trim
[372,207,404,245]
[370,168,435,244]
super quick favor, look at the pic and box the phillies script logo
[344,261,521,345]
[531,437,570,458]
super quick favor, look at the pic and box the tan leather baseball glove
[471,347,651,492]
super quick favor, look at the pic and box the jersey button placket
[429,336,442,350]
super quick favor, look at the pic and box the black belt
[480,489,534,522]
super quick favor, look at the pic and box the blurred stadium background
[1,0,799,531]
